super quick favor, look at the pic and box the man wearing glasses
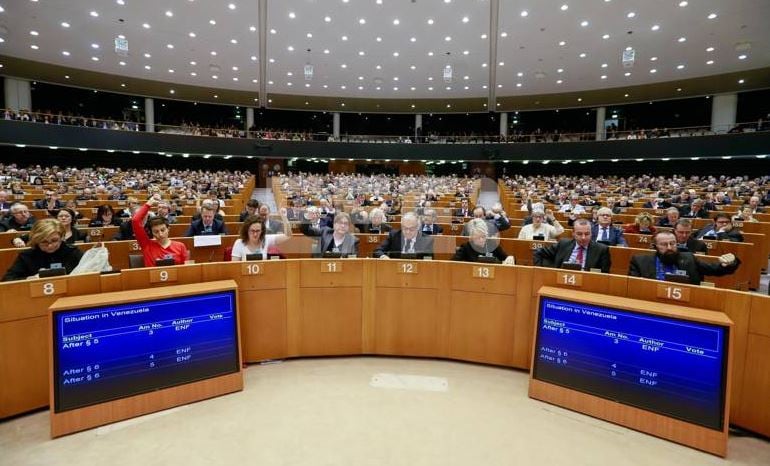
[1,202,37,233]
[374,212,434,258]
[694,213,745,242]
[590,207,627,246]
[629,231,740,285]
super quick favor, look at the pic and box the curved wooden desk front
[1,260,769,439]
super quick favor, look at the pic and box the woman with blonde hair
[2,219,84,281]
[623,211,657,234]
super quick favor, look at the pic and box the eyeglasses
[248,229,262,234]
[39,237,62,246]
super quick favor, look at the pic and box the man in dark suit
[590,207,627,246]
[533,218,611,273]
[453,198,472,223]
[185,204,227,236]
[300,211,359,257]
[0,190,12,214]
[258,205,284,234]
[239,199,259,222]
[34,190,65,211]
[0,202,37,233]
[420,209,443,235]
[673,219,708,253]
[679,199,709,219]
[374,212,434,258]
[694,213,744,242]
[642,197,672,210]
[629,231,740,285]
[656,207,681,228]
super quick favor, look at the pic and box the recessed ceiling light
[410,37,417,42]
[428,77,433,81]
[480,33,487,39]
[288,12,296,19]
[358,50,365,55]
[393,19,400,25]
[393,52,399,56]
[142,23,150,29]
[228,3,236,10]
[250,56,257,61]
[269,28,276,34]
[500,32,508,37]
[579,52,587,58]
[577,98,582,102]
[676,87,682,91]
[188,32,196,38]
[190,72,197,76]
[676,64,685,69]
[287,46,294,51]
[61,22,70,28]
[359,18,366,24]
[269,58,275,63]
[580,20,589,27]
[706,47,715,52]
[324,16,331,22]
[649,68,657,73]
[557,68,563,73]
[30,30,39,36]
[30,44,39,50]
[119,61,126,66]
[601,63,608,68]
[650,56,657,61]
[556,79,563,84]
[91,56,100,61]
[558,40,566,46]
[706,60,714,65]
[91,43,99,49]
[561,4,568,11]
[651,24,660,31]
[323,49,330,54]
[212,75,218,79]
[165,10,173,17]
[679,1,688,7]
[707,13,717,19]
[341,35,348,41]
[307,33,313,38]
[428,19,435,25]
[61,50,70,56]
[602,34,610,39]
[482,63,487,68]
[516,83,522,87]
[462,16,469,23]
[230,39,237,44]
[624,72,631,76]
[167,43,174,49]
[169,89,175,94]
[340,64,347,68]
[249,26,256,32]
[678,37,686,42]
[520,10,528,17]
[89,11,99,17]
[738,54,747,60]
[627,12,636,18]
[600,75,607,79]
[428,87,433,91]
[624,93,629,97]
[498,61,504,66]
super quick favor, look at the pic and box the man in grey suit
[533,218,611,273]
[374,212,434,258]
[259,204,285,234]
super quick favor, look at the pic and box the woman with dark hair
[55,208,89,244]
[133,195,189,266]
[2,219,84,281]
[89,204,122,227]
[230,213,291,261]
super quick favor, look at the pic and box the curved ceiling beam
[488,0,500,111]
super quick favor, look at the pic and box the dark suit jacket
[452,240,509,263]
[533,239,611,273]
[263,218,284,235]
[679,206,709,219]
[421,223,444,235]
[33,199,64,210]
[628,252,740,285]
[694,224,744,242]
[373,230,434,258]
[591,224,627,246]
[184,218,228,236]
[357,222,392,234]
[642,200,672,209]
[679,238,708,254]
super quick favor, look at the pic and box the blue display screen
[52,290,240,412]
[532,296,728,430]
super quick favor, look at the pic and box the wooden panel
[299,259,363,288]
[448,292,516,366]
[748,294,770,337]
[201,261,287,291]
[296,288,362,356]
[625,276,725,310]
[734,334,770,437]
[512,267,536,369]
[0,273,101,322]
[373,288,445,357]
[239,289,288,362]
[450,262,517,295]
[374,259,441,289]
[119,264,203,290]
[0,316,49,417]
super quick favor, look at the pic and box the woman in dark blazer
[452,219,515,264]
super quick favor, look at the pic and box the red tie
[576,246,584,266]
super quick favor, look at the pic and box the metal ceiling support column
[488,0,500,111]
[258,0,268,108]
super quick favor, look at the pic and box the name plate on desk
[472,265,495,279]
[241,263,264,276]
[150,268,178,283]
[30,279,68,298]
[367,235,380,243]
[322,261,342,273]
[530,242,546,250]
[705,241,716,250]
[656,283,691,302]
[557,271,583,287]
[398,262,418,274]
[89,229,103,238]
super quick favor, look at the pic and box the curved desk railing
[1,259,769,438]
